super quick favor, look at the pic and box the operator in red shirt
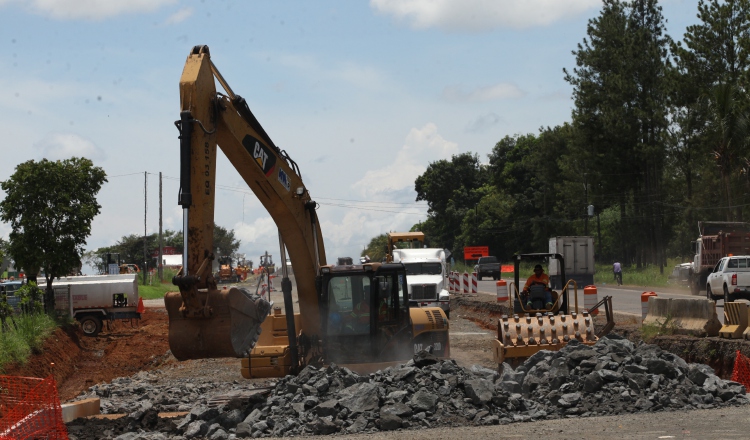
[522,264,553,309]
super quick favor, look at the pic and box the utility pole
[474,204,478,243]
[584,174,589,236]
[158,172,163,281]
[143,172,147,286]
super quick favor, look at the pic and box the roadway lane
[471,277,727,323]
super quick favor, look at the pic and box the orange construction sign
[463,246,489,260]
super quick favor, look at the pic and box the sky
[0,0,702,272]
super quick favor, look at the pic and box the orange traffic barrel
[496,279,509,305]
[584,285,599,315]
[641,291,657,321]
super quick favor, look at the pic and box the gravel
[65,334,748,439]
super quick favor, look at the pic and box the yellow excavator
[165,45,449,378]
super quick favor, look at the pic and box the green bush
[640,314,678,342]
[0,312,57,373]
[16,282,44,315]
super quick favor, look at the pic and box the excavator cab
[320,263,413,365]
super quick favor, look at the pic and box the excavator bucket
[165,287,272,360]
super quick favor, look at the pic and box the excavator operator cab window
[374,275,398,322]
[326,274,372,335]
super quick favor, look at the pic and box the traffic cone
[137,297,145,313]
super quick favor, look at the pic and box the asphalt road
[471,277,728,323]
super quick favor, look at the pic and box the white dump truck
[391,248,451,318]
[53,273,141,336]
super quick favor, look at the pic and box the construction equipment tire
[80,315,102,337]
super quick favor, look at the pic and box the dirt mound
[2,308,172,401]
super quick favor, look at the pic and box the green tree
[670,0,750,222]
[86,226,238,274]
[214,225,241,257]
[0,158,106,310]
[362,233,388,263]
[415,153,487,259]
[564,0,671,269]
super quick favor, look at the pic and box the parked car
[0,280,24,311]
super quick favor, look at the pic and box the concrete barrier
[61,397,100,422]
[721,301,750,339]
[643,297,721,337]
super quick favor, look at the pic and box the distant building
[162,255,183,268]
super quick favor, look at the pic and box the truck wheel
[80,315,102,337]
[724,285,731,303]
[706,285,713,301]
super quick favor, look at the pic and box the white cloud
[33,132,106,161]
[267,52,386,90]
[465,112,502,133]
[13,0,177,20]
[163,7,192,25]
[351,123,458,198]
[443,83,524,102]
[370,0,600,31]
[233,217,278,250]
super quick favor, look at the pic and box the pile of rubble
[66,335,748,439]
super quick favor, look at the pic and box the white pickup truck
[706,255,750,303]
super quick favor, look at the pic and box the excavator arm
[166,45,326,360]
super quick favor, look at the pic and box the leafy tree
[415,153,487,259]
[214,225,241,257]
[564,0,671,268]
[670,0,750,222]
[0,158,106,310]
[86,226,238,274]
[362,233,388,263]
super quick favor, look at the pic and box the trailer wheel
[80,315,102,337]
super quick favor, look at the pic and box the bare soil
[3,293,748,404]
[2,308,172,401]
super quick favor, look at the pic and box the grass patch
[138,282,176,300]
[135,267,180,299]
[640,314,678,343]
[0,312,57,373]
[593,259,689,287]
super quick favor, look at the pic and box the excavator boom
[167,45,325,361]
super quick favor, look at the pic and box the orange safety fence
[501,265,514,274]
[731,350,750,391]
[0,375,68,440]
